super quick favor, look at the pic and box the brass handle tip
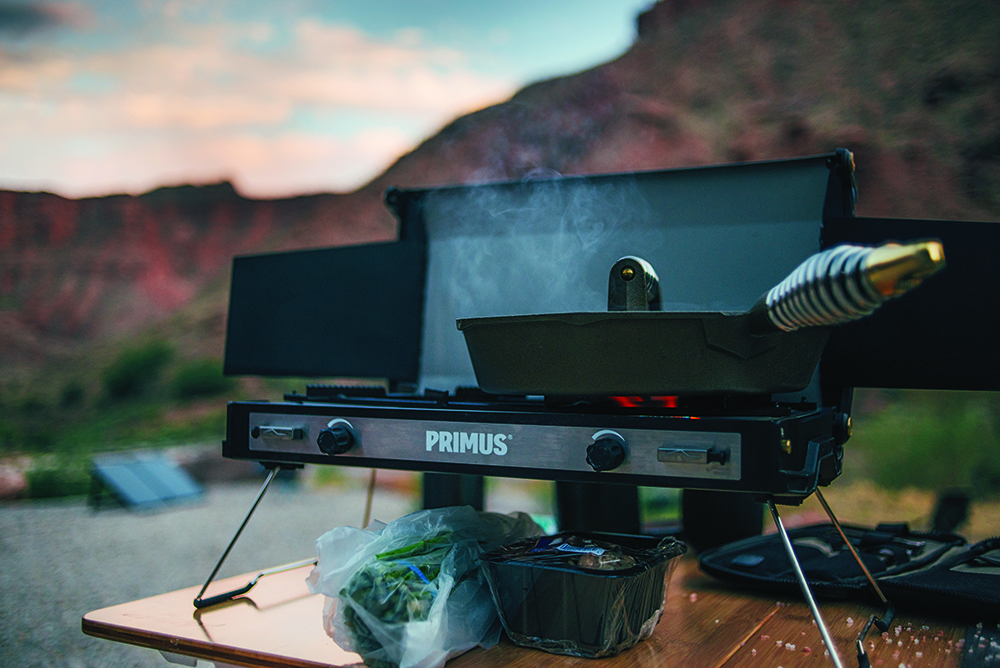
[864,240,946,297]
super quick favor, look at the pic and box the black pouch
[879,536,1000,620]
[697,523,1000,620]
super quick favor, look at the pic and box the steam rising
[428,171,655,319]
[415,158,835,390]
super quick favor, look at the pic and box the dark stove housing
[222,151,1000,519]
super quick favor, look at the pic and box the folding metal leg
[815,489,895,668]
[768,491,900,668]
[767,499,846,668]
[193,464,298,609]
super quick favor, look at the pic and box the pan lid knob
[609,257,661,311]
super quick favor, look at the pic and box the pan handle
[750,240,945,334]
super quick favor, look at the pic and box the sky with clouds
[0,0,651,198]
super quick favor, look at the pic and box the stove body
[222,152,1000,505]
[227,391,837,501]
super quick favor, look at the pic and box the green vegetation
[848,390,1000,496]
[25,457,91,499]
[59,381,85,408]
[101,340,174,399]
[640,487,681,527]
[0,396,230,500]
[170,358,235,399]
[0,339,257,498]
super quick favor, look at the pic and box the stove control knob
[317,419,356,455]
[587,430,627,472]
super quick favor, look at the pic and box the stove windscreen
[411,156,838,391]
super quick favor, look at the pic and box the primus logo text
[425,431,509,456]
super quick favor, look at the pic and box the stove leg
[192,464,297,608]
[767,499,845,668]
[815,488,895,666]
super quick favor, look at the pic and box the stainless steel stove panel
[247,412,741,482]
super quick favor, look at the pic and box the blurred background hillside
[1,0,999,529]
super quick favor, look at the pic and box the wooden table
[83,558,969,668]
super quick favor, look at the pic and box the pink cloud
[9,127,415,197]
[0,15,517,196]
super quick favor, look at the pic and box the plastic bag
[307,506,541,668]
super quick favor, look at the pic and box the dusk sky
[0,0,651,198]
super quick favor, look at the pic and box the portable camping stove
[204,150,1000,667]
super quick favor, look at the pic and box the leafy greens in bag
[308,506,541,668]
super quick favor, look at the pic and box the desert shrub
[0,420,58,454]
[155,407,227,442]
[59,381,85,408]
[170,359,234,399]
[23,424,56,452]
[850,391,1000,496]
[18,394,46,413]
[102,340,174,400]
[0,420,20,453]
[26,461,90,498]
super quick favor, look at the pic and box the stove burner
[285,385,815,419]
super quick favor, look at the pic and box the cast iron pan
[457,311,830,396]
[457,242,944,396]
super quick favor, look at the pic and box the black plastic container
[480,532,686,657]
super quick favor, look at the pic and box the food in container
[480,532,686,657]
